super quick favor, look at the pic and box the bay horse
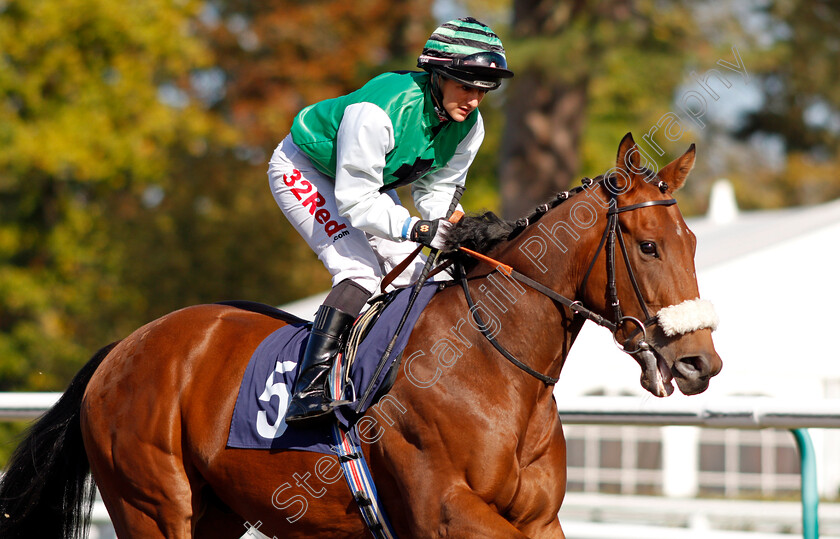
[0,133,721,538]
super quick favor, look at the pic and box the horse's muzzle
[672,352,721,395]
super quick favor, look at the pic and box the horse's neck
[464,207,597,391]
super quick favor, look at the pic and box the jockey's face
[440,77,486,122]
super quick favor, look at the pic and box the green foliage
[0,0,435,397]
[0,421,28,468]
[0,0,219,390]
[496,0,840,216]
[0,0,214,185]
[730,0,840,208]
[491,0,726,218]
[460,91,506,214]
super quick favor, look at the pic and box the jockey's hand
[409,218,453,250]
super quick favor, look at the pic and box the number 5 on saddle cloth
[226,281,437,450]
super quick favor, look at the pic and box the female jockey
[268,17,513,424]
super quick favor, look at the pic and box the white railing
[0,392,62,421]
[8,393,835,425]
[555,396,840,429]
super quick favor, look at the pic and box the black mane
[441,211,514,269]
[441,169,667,271]
[441,185,586,271]
[440,171,663,271]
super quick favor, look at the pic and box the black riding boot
[285,305,355,425]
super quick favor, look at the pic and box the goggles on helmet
[418,51,514,91]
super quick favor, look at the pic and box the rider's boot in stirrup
[284,305,355,425]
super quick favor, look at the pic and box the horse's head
[579,133,722,396]
[443,133,721,397]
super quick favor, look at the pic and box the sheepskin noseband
[656,299,719,337]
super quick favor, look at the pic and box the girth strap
[331,422,398,539]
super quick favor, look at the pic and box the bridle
[580,177,677,353]
[456,176,676,385]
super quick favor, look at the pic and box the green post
[791,429,819,539]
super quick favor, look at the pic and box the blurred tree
[502,0,840,216]
[200,0,432,151]
[734,0,840,207]
[0,0,436,393]
[0,0,220,389]
[499,0,715,219]
[115,0,436,318]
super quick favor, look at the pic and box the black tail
[0,342,117,539]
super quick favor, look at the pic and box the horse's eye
[640,241,659,257]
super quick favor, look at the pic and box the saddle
[225,282,438,452]
[330,292,396,409]
[330,282,438,428]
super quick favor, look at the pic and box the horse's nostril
[678,355,708,377]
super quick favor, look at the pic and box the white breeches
[268,135,429,294]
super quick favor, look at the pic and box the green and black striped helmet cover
[420,17,506,61]
[417,17,512,90]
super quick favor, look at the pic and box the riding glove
[409,218,453,250]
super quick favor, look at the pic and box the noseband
[457,177,676,385]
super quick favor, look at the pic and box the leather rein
[456,178,676,385]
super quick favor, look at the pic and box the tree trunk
[499,0,633,220]
[500,73,588,220]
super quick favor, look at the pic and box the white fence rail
[555,396,839,539]
[0,392,62,421]
[555,396,840,429]
[4,393,838,427]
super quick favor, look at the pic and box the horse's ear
[615,132,641,173]
[659,143,696,192]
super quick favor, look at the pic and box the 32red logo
[284,170,348,241]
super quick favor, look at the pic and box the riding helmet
[417,17,514,91]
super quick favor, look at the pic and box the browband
[608,198,676,215]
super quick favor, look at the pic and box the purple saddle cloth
[226,282,438,453]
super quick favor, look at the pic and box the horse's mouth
[633,346,675,397]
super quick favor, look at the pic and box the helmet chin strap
[430,72,453,122]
